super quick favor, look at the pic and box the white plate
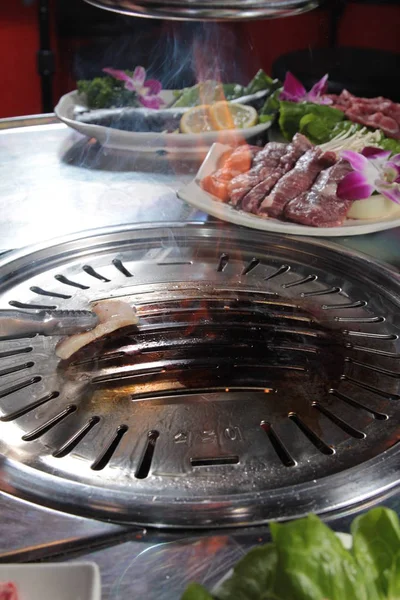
[55,91,272,156]
[178,143,400,237]
[212,532,352,593]
[0,563,101,600]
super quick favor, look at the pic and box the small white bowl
[0,562,101,600]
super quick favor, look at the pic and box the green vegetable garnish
[171,81,244,108]
[181,507,400,600]
[244,69,278,96]
[377,136,400,155]
[171,70,278,108]
[278,101,345,142]
[77,75,140,109]
[181,583,214,600]
[259,87,282,124]
[352,507,400,599]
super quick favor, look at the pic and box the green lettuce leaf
[244,69,278,95]
[221,83,245,100]
[181,509,400,600]
[172,81,223,107]
[181,583,214,600]
[172,71,278,108]
[214,544,280,600]
[388,551,400,600]
[379,136,400,155]
[259,88,282,124]
[351,507,400,599]
[270,515,370,600]
[278,101,345,142]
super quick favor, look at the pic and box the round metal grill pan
[0,223,399,528]
[84,0,319,21]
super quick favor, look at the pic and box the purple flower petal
[138,94,164,109]
[102,67,131,83]
[280,72,306,102]
[385,162,400,181]
[390,153,400,166]
[361,146,391,161]
[341,150,370,172]
[144,79,162,95]
[376,182,400,204]
[132,66,146,87]
[308,73,329,99]
[316,96,333,105]
[124,79,138,92]
[337,171,374,201]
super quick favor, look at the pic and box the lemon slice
[211,101,258,131]
[180,105,215,134]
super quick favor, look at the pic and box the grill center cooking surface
[0,224,399,527]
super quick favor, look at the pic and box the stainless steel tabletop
[0,116,399,598]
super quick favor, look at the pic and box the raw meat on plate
[258,148,336,218]
[284,159,353,227]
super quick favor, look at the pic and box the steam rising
[74,21,255,89]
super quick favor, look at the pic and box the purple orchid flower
[337,147,400,204]
[103,66,165,109]
[279,72,332,105]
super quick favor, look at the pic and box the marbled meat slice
[284,159,353,227]
[258,148,337,218]
[346,110,400,140]
[241,134,313,214]
[230,142,287,207]
[327,90,400,138]
[230,164,268,207]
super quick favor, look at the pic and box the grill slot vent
[82,265,110,283]
[322,301,367,310]
[91,425,128,471]
[1,391,60,422]
[0,361,34,378]
[55,275,89,290]
[343,376,400,399]
[261,422,296,467]
[0,376,41,399]
[112,258,132,277]
[346,358,400,378]
[329,389,388,420]
[53,416,101,458]
[283,275,317,288]
[217,253,229,272]
[135,430,159,479]
[9,301,56,310]
[30,286,71,300]
[288,413,335,455]
[313,403,366,439]
[242,258,260,275]
[191,456,239,467]
[22,405,77,441]
[265,264,289,280]
[302,287,341,297]
[0,347,33,359]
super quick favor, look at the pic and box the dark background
[1,0,399,118]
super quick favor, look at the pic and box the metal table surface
[0,115,399,598]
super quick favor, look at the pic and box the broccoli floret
[77,76,138,109]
